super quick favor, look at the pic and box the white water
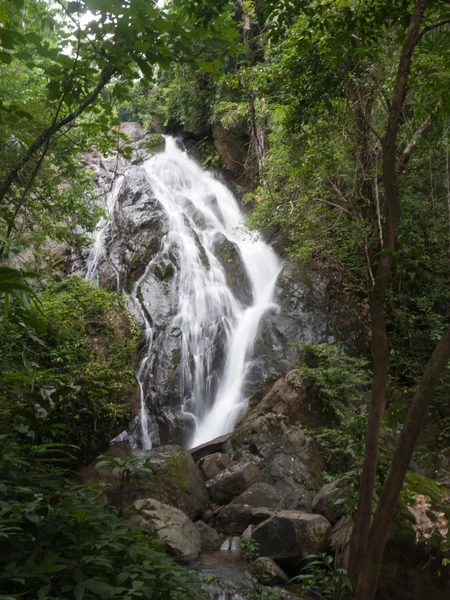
[85,175,124,289]
[140,138,281,447]
[85,137,281,449]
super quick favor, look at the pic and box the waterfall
[85,136,281,449]
[139,137,281,447]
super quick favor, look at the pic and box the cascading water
[85,175,124,289]
[85,136,281,448]
[138,137,281,447]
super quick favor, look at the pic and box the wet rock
[190,433,233,462]
[207,463,261,504]
[312,476,352,525]
[195,521,222,551]
[230,483,284,509]
[251,557,289,585]
[231,413,324,511]
[214,504,275,535]
[212,233,253,306]
[251,511,331,561]
[134,498,201,562]
[248,261,333,390]
[198,452,232,480]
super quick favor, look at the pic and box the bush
[0,276,139,463]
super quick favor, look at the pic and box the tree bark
[0,65,115,207]
[348,0,429,591]
[354,325,450,600]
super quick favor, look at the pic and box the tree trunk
[348,0,429,590]
[354,325,450,600]
[0,65,115,207]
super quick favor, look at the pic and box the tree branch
[0,65,116,207]
[397,111,436,174]
[415,17,450,46]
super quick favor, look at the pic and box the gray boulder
[312,476,351,525]
[198,452,232,480]
[93,445,209,520]
[231,413,324,511]
[207,462,261,504]
[195,521,222,551]
[251,557,289,585]
[134,498,201,562]
[231,483,284,509]
[251,510,331,560]
[190,433,233,462]
[237,369,333,430]
[214,504,275,535]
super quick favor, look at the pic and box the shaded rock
[198,452,232,480]
[213,233,253,306]
[207,463,261,504]
[212,122,248,180]
[231,483,284,509]
[238,369,334,430]
[119,121,146,140]
[231,413,324,511]
[251,511,331,560]
[86,445,208,520]
[312,476,351,525]
[195,521,222,551]
[214,504,275,535]
[134,498,201,562]
[190,433,233,462]
[251,557,289,585]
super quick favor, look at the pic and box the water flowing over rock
[81,131,333,450]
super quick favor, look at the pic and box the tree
[0,0,236,259]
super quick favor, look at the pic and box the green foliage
[0,434,203,600]
[292,553,352,600]
[0,276,138,463]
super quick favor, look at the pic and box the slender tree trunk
[348,0,429,590]
[354,325,450,600]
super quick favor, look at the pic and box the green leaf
[0,51,12,64]
[74,582,85,600]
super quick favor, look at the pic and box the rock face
[195,521,222,551]
[84,444,208,521]
[230,483,284,509]
[128,446,209,520]
[134,498,201,562]
[251,557,289,585]
[312,476,351,525]
[251,511,331,561]
[237,369,334,430]
[231,400,325,511]
[198,452,232,480]
[207,463,261,504]
[214,504,276,535]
